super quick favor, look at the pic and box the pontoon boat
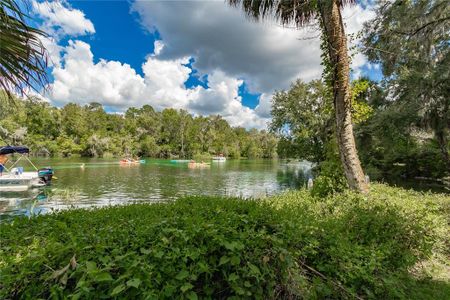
[212,154,226,162]
[0,146,54,192]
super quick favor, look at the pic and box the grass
[0,184,448,299]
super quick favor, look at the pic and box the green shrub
[0,185,448,299]
[0,198,295,299]
[311,159,348,197]
[269,185,449,298]
[193,152,212,161]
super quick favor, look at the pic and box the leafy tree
[61,103,88,140]
[270,80,333,163]
[139,136,160,157]
[24,98,60,139]
[363,0,450,169]
[85,134,109,157]
[0,0,48,98]
[355,86,448,179]
[56,135,82,157]
[228,0,369,192]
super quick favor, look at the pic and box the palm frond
[0,0,48,99]
[228,0,356,27]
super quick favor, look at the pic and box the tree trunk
[319,0,369,193]
[434,103,450,171]
[436,128,450,170]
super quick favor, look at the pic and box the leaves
[361,0,450,172]
[1,186,448,299]
[270,80,333,162]
[228,0,356,29]
[70,255,77,269]
[219,256,230,266]
[126,278,141,289]
[248,263,261,276]
[180,283,194,293]
[94,272,113,282]
[0,0,49,99]
[0,92,279,159]
[50,254,77,285]
[175,270,190,281]
[85,261,97,273]
[51,264,70,281]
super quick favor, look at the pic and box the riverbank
[1,184,449,299]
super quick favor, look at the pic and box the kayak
[119,159,140,165]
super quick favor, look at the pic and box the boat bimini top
[0,146,30,155]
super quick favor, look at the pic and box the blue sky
[31,0,381,128]
[67,1,155,76]
[65,0,264,109]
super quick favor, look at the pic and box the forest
[0,94,278,159]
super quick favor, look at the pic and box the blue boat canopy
[0,146,30,155]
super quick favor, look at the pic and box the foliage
[267,72,448,180]
[309,135,349,197]
[311,159,348,197]
[269,184,450,299]
[0,0,48,98]
[0,93,278,159]
[270,79,376,161]
[270,80,333,163]
[362,0,450,168]
[351,78,374,124]
[1,185,448,299]
[355,86,449,179]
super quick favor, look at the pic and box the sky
[30,0,380,129]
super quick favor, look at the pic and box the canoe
[170,160,191,163]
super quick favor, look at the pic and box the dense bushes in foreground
[0,185,448,299]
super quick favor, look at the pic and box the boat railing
[0,146,39,173]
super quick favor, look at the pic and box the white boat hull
[0,172,42,192]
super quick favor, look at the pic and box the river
[0,158,313,218]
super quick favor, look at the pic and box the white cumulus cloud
[254,93,273,119]
[34,0,376,129]
[32,0,95,67]
[131,0,376,121]
[342,4,377,76]
[32,0,95,37]
[132,0,322,94]
[49,40,268,128]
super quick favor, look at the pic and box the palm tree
[228,0,369,193]
[0,0,48,99]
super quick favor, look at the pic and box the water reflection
[277,160,313,189]
[0,159,313,217]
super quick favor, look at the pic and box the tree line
[0,95,278,159]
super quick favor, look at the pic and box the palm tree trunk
[319,0,369,193]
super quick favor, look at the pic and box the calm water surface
[0,158,313,218]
